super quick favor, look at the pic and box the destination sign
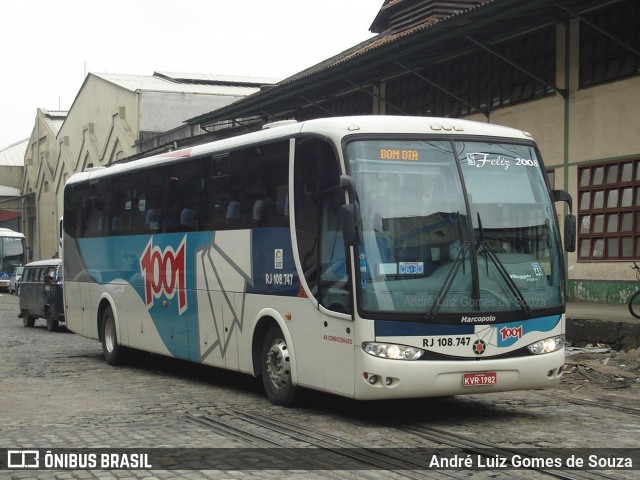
[379,148,420,161]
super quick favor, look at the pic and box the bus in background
[0,228,26,292]
[63,116,575,406]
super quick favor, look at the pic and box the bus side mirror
[564,214,576,252]
[341,203,363,246]
[340,175,363,246]
[552,189,576,252]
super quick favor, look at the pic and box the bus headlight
[527,335,565,355]
[363,342,425,360]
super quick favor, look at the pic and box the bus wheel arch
[96,299,112,343]
[98,299,127,366]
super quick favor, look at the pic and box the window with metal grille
[577,159,640,260]
[579,0,640,88]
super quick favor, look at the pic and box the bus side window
[64,185,82,239]
[202,143,288,232]
[202,152,247,231]
[167,160,201,233]
[244,143,289,229]
[82,180,111,238]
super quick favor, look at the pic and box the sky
[0,0,382,149]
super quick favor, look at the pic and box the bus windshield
[346,138,563,319]
[1,235,26,272]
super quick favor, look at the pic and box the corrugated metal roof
[93,72,274,97]
[370,0,489,33]
[155,71,281,87]
[278,0,496,85]
[40,109,67,136]
[0,139,28,167]
[188,0,607,127]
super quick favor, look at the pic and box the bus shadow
[125,351,264,398]
[296,388,539,426]
[83,348,539,425]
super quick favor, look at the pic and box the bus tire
[101,306,127,365]
[46,310,58,332]
[22,310,35,328]
[261,325,299,407]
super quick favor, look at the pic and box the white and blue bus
[63,116,575,405]
[0,228,27,291]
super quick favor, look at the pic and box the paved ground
[0,292,638,479]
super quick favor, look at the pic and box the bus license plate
[463,372,497,387]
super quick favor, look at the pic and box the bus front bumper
[353,348,565,400]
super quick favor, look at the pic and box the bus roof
[65,116,534,186]
[0,228,25,238]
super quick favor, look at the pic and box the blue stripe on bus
[374,314,561,339]
[75,228,299,361]
[375,321,475,336]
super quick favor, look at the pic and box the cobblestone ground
[0,292,638,479]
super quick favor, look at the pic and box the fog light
[368,375,378,385]
[385,377,393,386]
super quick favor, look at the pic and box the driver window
[318,188,351,314]
[294,138,350,313]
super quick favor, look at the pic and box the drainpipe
[562,19,573,292]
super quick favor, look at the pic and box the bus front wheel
[101,306,126,365]
[261,325,299,406]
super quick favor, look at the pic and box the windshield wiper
[476,213,532,317]
[425,213,469,320]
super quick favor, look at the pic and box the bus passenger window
[167,160,201,232]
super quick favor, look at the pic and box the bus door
[294,139,355,396]
[317,188,355,395]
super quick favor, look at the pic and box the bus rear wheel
[261,325,299,406]
[101,306,127,365]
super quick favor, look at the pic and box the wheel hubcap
[265,339,290,390]
[104,318,115,353]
